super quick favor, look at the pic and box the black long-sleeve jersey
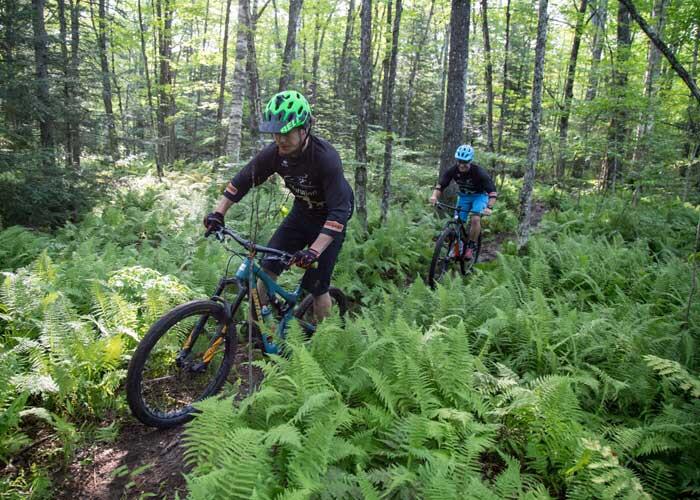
[436,163,498,197]
[223,135,354,237]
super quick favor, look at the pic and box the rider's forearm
[214,196,234,215]
[487,192,497,209]
[309,233,334,255]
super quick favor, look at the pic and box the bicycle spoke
[139,312,228,418]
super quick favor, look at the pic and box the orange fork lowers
[202,325,227,364]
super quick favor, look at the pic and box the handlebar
[434,201,491,215]
[207,226,294,265]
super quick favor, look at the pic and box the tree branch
[617,0,700,104]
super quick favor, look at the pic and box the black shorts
[261,208,346,296]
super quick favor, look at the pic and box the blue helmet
[455,144,474,162]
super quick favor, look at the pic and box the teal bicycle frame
[232,256,315,354]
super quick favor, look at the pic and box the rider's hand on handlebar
[203,211,225,236]
[291,248,319,269]
[429,195,438,206]
[482,207,493,216]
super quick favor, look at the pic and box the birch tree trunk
[224,0,250,162]
[279,0,303,90]
[555,0,587,179]
[355,0,372,234]
[517,0,548,248]
[380,0,402,224]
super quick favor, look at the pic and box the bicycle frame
[178,227,318,363]
[232,256,313,354]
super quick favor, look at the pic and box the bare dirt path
[53,201,549,499]
[54,350,263,500]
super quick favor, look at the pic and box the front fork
[175,279,233,372]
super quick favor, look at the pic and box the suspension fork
[176,279,231,367]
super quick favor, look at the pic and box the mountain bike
[428,201,483,289]
[126,225,347,428]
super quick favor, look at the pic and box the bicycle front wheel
[428,227,459,289]
[126,300,237,428]
[462,231,482,274]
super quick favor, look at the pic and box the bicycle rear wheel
[126,300,237,428]
[428,227,459,289]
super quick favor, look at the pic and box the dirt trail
[54,351,263,500]
[54,201,549,499]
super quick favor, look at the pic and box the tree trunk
[379,0,393,123]
[192,0,210,151]
[336,0,356,99]
[355,0,372,234]
[68,0,81,166]
[156,0,175,168]
[439,0,470,192]
[516,0,548,248]
[495,0,511,175]
[401,0,435,137]
[632,0,669,164]
[555,0,587,179]
[683,29,699,202]
[58,0,72,167]
[480,0,495,172]
[600,0,631,192]
[271,0,283,53]
[31,0,55,167]
[380,0,402,224]
[224,0,250,161]
[90,0,118,160]
[572,0,606,178]
[279,0,303,90]
[217,0,233,154]
[439,24,449,117]
[110,17,125,154]
[246,0,263,149]
[137,0,160,177]
[310,6,336,106]
[585,0,607,102]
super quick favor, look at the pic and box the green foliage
[181,187,699,498]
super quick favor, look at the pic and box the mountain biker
[429,145,497,259]
[203,90,354,320]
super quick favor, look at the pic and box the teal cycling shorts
[456,193,489,221]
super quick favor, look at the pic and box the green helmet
[259,90,312,134]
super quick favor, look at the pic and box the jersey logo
[323,220,344,232]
